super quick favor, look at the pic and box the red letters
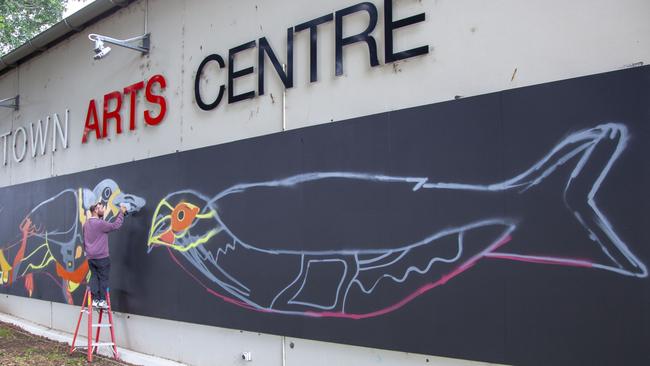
[81,74,168,143]
[82,99,101,144]
[123,81,144,131]
[102,91,122,138]
[144,74,167,126]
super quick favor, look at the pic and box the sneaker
[97,300,108,309]
[91,299,99,308]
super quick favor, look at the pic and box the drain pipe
[282,64,287,131]
[281,336,287,366]
[144,0,148,34]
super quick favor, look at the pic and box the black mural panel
[1,66,650,365]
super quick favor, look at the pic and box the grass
[0,321,133,365]
[0,327,15,339]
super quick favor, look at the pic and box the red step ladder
[69,287,119,362]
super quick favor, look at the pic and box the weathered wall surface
[0,0,648,185]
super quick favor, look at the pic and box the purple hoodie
[83,212,124,259]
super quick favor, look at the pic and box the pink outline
[169,234,513,319]
[167,247,271,313]
[484,252,593,268]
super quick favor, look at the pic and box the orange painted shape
[75,246,83,259]
[171,203,200,232]
[56,260,89,284]
[13,218,32,270]
[24,273,34,297]
[159,229,175,245]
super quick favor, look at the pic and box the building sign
[0,110,69,165]
[4,0,427,162]
[194,0,429,110]
[81,74,167,143]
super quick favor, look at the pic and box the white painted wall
[1,293,498,366]
[0,0,648,186]
[0,0,648,365]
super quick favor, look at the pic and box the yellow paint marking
[196,210,216,219]
[107,187,122,217]
[147,199,175,242]
[78,188,88,225]
[21,255,55,276]
[0,249,11,283]
[149,228,221,252]
[68,280,81,292]
[21,243,50,261]
[149,214,173,239]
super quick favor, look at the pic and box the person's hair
[89,202,103,213]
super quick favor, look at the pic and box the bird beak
[147,199,174,252]
[111,190,147,216]
[158,229,175,245]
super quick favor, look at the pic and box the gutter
[0,0,135,76]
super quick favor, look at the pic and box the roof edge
[0,0,135,76]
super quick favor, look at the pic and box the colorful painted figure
[0,179,145,303]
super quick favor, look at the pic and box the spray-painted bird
[0,179,145,302]
[147,123,646,318]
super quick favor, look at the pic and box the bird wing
[215,174,505,252]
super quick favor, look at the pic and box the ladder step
[92,342,115,347]
[80,309,109,314]
[70,288,119,361]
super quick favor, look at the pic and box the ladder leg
[106,288,119,359]
[69,287,89,354]
[93,309,104,355]
[87,291,93,362]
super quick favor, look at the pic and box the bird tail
[492,123,647,278]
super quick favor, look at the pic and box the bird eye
[171,203,200,232]
[102,187,112,200]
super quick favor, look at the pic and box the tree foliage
[0,0,68,55]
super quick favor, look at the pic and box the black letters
[384,0,428,63]
[195,54,226,110]
[194,1,428,110]
[294,14,334,83]
[228,41,257,104]
[335,2,379,76]
[258,28,294,96]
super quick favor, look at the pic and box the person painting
[83,202,127,308]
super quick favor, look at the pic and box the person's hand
[120,204,128,214]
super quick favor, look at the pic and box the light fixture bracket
[0,95,19,110]
[88,33,150,56]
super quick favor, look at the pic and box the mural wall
[1,65,649,365]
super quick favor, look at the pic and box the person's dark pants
[88,257,111,301]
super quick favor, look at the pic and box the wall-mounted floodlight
[0,95,19,110]
[88,33,150,60]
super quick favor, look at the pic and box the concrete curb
[0,311,187,366]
